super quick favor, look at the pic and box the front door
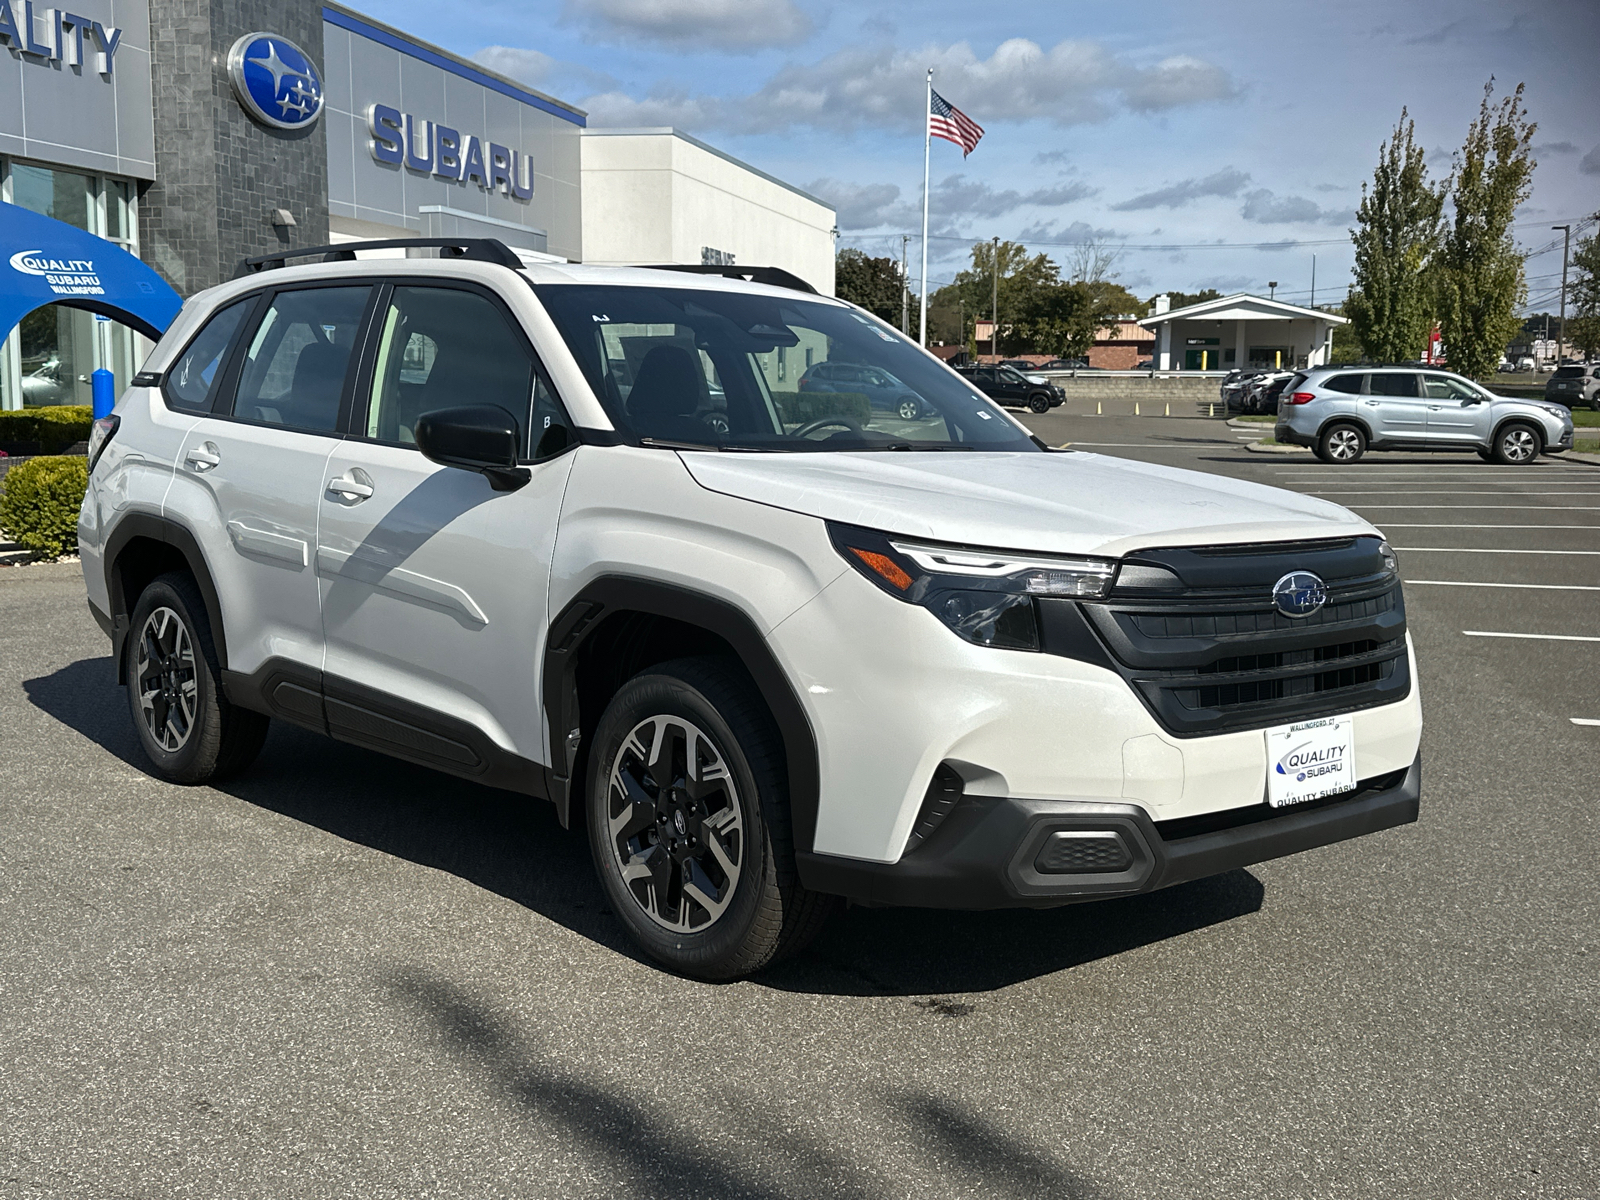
[1421,373,1491,444]
[165,284,373,681]
[316,282,577,768]
[1362,371,1428,442]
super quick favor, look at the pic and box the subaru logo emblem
[1272,571,1327,617]
[228,33,324,131]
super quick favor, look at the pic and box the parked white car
[80,240,1424,978]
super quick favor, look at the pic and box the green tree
[1567,218,1600,360]
[834,248,901,323]
[930,240,1101,356]
[1346,108,1445,363]
[1436,81,1537,380]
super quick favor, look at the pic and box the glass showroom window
[0,158,144,411]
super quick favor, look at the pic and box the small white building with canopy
[1138,293,1349,372]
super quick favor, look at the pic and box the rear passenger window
[1367,373,1419,397]
[165,299,252,412]
[229,287,371,432]
[1325,374,1364,394]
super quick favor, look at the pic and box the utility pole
[900,234,910,335]
[991,235,1000,360]
[1553,224,1571,367]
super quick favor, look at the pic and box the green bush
[0,405,94,454]
[771,390,872,426]
[0,455,89,560]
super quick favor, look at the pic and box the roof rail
[640,263,819,295]
[234,237,523,277]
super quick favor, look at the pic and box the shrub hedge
[0,455,89,560]
[771,391,872,426]
[0,405,95,455]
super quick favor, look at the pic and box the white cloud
[1239,189,1353,225]
[1534,141,1578,156]
[808,173,1098,231]
[806,178,912,230]
[1015,219,1124,243]
[579,36,1234,134]
[1110,168,1251,211]
[563,0,812,50]
[474,45,618,94]
[1581,144,1600,176]
[580,87,720,128]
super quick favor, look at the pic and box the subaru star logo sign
[227,33,324,131]
[1272,571,1328,618]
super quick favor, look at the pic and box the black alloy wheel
[1316,422,1366,464]
[1028,393,1051,414]
[1493,422,1541,464]
[124,572,269,783]
[586,658,833,979]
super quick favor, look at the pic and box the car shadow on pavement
[384,964,1116,1200]
[26,655,1263,996]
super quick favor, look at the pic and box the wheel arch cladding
[105,514,229,683]
[544,576,821,852]
[1492,416,1542,448]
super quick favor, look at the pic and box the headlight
[828,523,1116,651]
[1378,539,1399,576]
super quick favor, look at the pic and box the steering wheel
[793,417,865,439]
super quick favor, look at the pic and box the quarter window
[1325,373,1364,394]
[165,299,252,413]
[229,287,371,432]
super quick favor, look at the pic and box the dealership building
[0,0,836,410]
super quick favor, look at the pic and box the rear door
[1421,373,1490,444]
[1362,371,1428,441]
[165,284,373,685]
[315,281,578,770]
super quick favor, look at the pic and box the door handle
[326,474,374,501]
[1428,404,1444,410]
[185,443,220,471]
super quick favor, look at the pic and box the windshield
[535,284,1040,452]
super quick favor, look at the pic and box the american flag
[929,88,983,156]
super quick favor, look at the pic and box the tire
[1492,422,1541,464]
[897,397,921,420]
[124,572,269,784]
[1027,393,1050,414]
[1316,422,1366,464]
[586,657,834,980]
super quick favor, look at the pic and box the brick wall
[140,0,330,297]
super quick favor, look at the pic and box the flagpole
[919,67,932,347]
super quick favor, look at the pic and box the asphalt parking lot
[3,415,1597,1198]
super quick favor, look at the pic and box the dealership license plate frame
[1264,715,1355,808]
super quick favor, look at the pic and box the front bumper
[798,755,1420,908]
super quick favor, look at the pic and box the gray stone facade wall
[141,0,329,296]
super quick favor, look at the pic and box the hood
[680,450,1376,558]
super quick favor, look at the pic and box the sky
[359,0,1600,312]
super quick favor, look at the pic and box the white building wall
[581,129,836,295]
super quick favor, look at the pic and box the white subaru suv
[79,239,1423,979]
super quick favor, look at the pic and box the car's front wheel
[1027,393,1051,414]
[897,397,922,420]
[1316,422,1366,463]
[586,658,833,980]
[1492,422,1541,464]
[125,572,269,783]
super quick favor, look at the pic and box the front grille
[1041,536,1411,737]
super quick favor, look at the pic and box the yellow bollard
[1135,399,1141,416]
[1096,399,1102,415]
[1165,401,1171,417]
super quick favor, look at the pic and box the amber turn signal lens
[850,547,914,591]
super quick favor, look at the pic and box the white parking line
[1381,523,1600,529]
[1393,547,1600,555]
[1463,631,1600,643]
[1405,580,1600,591]
[1348,505,1600,511]
[1572,718,1600,727]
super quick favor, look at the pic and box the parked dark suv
[955,364,1063,413]
[1545,363,1600,410]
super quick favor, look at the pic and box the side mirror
[414,405,531,492]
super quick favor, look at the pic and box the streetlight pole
[1553,224,1571,367]
[1268,280,1278,300]
[991,235,1000,360]
[900,233,910,335]
[1310,256,1316,308]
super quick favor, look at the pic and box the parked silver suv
[1276,366,1574,464]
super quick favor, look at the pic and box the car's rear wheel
[1028,393,1050,414]
[1492,422,1541,464]
[586,657,834,980]
[125,572,268,784]
[897,397,922,420]
[1316,422,1366,464]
